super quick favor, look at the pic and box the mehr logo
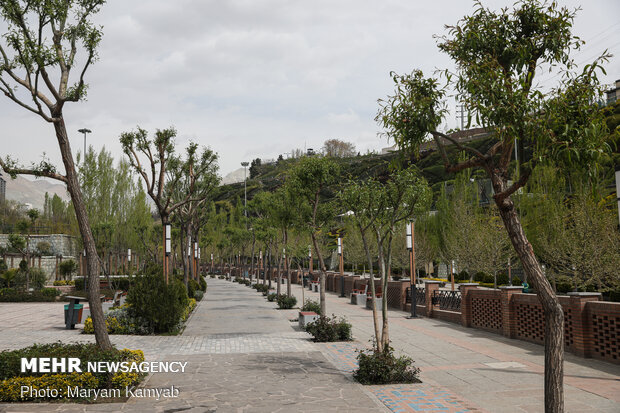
[21,358,82,373]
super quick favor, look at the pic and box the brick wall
[470,289,503,333]
[588,301,620,363]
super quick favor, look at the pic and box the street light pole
[241,161,249,229]
[407,220,418,318]
[338,237,345,297]
[78,128,91,163]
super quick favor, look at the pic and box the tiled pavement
[320,342,483,412]
[1,278,619,412]
[292,280,620,413]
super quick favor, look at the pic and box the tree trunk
[493,177,564,413]
[311,231,327,318]
[359,223,381,353]
[284,229,291,297]
[376,230,389,351]
[250,235,255,282]
[54,117,112,351]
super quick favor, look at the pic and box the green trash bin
[64,304,84,326]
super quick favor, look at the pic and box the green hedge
[0,288,59,302]
[126,274,189,334]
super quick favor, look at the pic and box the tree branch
[0,158,68,184]
[431,130,485,159]
[494,166,532,204]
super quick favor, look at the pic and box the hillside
[214,99,620,207]
[3,175,70,210]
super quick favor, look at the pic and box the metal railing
[432,290,462,312]
[405,287,426,305]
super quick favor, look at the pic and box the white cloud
[1,0,619,178]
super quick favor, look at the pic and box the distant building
[607,79,620,105]
[0,173,5,203]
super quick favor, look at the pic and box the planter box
[366,296,383,310]
[299,311,319,328]
[351,293,367,307]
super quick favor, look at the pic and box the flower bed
[0,342,145,402]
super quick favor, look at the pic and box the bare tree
[322,139,356,157]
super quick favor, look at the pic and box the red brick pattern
[592,312,619,362]
[471,296,502,332]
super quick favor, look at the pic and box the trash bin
[64,304,84,325]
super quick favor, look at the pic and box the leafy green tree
[375,2,610,409]
[522,165,620,294]
[0,0,111,350]
[287,156,339,315]
[341,166,431,352]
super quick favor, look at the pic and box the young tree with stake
[376,2,609,410]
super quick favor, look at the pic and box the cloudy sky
[1,0,619,178]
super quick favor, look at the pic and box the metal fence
[405,287,426,305]
[433,290,462,312]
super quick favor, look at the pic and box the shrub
[36,241,52,255]
[59,259,78,280]
[126,274,189,333]
[305,315,352,342]
[28,267,48,290]
[254,284,269,294]
[512,276,522,285]
[276,295,297,309]
[181,298,197,321]
[353,346,420,385]
[0,269,18,289]
[210,274,216,278]
[0,343,144,401]
[496,272,509,286]
[199,276,207,291]
[301,299,322,315]
[83,306,152,335]
[53,279,75,286]
[187,278,200,298]
[0,287,58,302]
[267,292,278,302]
[194,290,204,301]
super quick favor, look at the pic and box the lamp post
[194,241,199,280]
[78,128,91,162]
[451,260,456,291]
[164,224,171,283]
[241,161,249,229]
[338,237,345,297]
[259,250,263,284]
[407,220,418,318]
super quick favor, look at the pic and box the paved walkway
[290,280,620,413]
[0,278,618,412]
